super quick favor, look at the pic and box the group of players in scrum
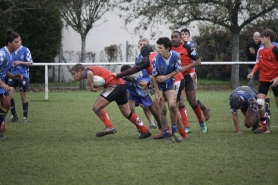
[71,28,278,143]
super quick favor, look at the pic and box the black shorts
[100,84,128,105]
[183,74,195,91]
[258,81,278,97]
[8,77,30,92]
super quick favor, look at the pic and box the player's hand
[157,76,167,83]
[111,73,117,77]
[247,72,253,79]
[13,61,21,66]
[139,80,148,89]
[14,74,23,80]
[1,84,11,92]
[270,77,278,87]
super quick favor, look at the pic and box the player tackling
[70,64,152,139]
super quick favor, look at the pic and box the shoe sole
[96,130,117,137]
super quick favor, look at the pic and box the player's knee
[257,99,265,110]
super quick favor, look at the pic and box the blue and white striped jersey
[11,46,33,78]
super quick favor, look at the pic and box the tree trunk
[79,34,87,90]
[230,32,239,89]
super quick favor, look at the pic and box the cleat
[252,118,259,131]
[185,126,191,134]
[137,130,151,139]
[182,135,189,140]
[8,115,19,122]
[149,123,157,129]
[96,127,117,137]
[203,106,210,121]
[163,137,172,143]
[172,132,183,142]
[22,117,29,123]
[253,123,266,134]
[0,133,9,140]
[200,122,208,133]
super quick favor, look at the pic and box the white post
[45,65,48,100]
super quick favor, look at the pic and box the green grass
[1,90,277,185]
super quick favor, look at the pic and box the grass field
[1,90,277,185]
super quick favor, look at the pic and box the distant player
[229,86,261,133]
[0,30,23,140]
[247,28,278,134]
[71,64,152,139]
[8,37,33,123]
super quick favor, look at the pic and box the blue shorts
[129,94,153,108]
[158,80,174,92]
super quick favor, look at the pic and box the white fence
[33,61,256,100]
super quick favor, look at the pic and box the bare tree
[118,0,278,88]
[59,0,115,89]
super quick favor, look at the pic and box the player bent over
[120,65,162,138]
[229,86,260,133]
[71,64,151,139]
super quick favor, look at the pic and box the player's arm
[6,71,23,80]
[181,44,201,72]
[231,112,242,133]
[86,70,98,92]
[13,61,33,67]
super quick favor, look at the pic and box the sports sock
[179,106,189,127]
[95,109,113,128]
[128,113,148,133]
[22,102,28,118]
[10,98,16,116]
[163,129,170,138]
[193,104,203,123]
[171,123,177,133]
[265,97,271,115]
[178,128,187,137]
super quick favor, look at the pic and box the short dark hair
[4,29,20,46]
[156,37,172,51]
[229,94,244,109]
[172,31,181,37]
[71,63,85,72]
[121,65,131,72]
[181,28,190,36]
[261,28,277,42]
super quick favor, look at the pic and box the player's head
[229,94,244,109]
[5,29,20,52]
[181,28,190,42]
[140,44,154,57]
[261,28,277,43]
[121,65,131,72]
[156,37,172,58]
[171,31,182,47]
[71,64,85,81]
[138,38,149,50]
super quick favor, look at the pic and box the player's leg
[116,85,151,139]
[7,79,18,122]
[264,93,271,119]
[179,88,190,133]
[141,105,157,129]
[0,93,11,139]
[243,107,257,129]
[140,95,159,129]
[184,74,208,133]
[19,77,30,123]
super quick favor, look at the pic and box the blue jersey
[135,54,150,83]
[11,46,33,78]
[230,86,257,113]
[152,50,181,86]
[0,46,14,93]
[124,72,149,97]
